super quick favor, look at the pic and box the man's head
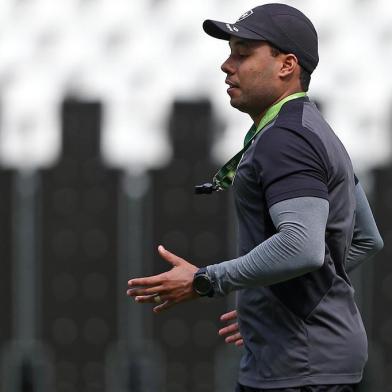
[203,4,318,118]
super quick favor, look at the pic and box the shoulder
[257,99,326,148]
[255,122,329,166]
[249,98,331,178]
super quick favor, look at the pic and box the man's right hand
[218,310,243,347]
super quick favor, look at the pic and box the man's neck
[251,88,304,126]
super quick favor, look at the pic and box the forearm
[345,183,383,272]
[207,197,329,296]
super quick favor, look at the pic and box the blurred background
[0,0,391,391]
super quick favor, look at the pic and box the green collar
[213,92,307,191]
[244,92,307,146]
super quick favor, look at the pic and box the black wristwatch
[193,267,214,297]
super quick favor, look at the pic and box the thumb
[158,245,183,267]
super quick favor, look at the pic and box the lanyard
[195,92,306,194]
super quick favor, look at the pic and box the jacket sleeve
[345,182,384,272]
[207,196,328,296]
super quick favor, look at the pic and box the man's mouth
[225,79,239,88]
[225,79,239,95]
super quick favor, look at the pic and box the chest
[232,145,276,254]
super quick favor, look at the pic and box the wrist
[192,267,215,297]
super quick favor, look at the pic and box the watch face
[194,275,212,296]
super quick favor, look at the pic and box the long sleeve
[207,196,328,296]
[345,182,384,273]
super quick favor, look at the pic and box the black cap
[203,3,319,74]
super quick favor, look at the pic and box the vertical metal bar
[12,170,38,341]
[120,172,151,343]
[106,172,164,392]
[214,191,241,391]
[1,170,53,392]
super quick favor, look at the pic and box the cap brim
[203,19,267,41]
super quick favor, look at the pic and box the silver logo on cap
[236,9,253,22]
[226,23,239,32]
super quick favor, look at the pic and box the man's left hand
[126,245,199,313]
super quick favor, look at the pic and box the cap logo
[225,23,239,32]
[236,9,253,22]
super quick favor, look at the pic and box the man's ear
[279,53,299,78]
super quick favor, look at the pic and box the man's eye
[229,53,249,60]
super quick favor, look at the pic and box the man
[127,4,384,391]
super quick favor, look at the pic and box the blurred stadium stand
[364,166,392,392]
[0,0,391,391]
[40,100,120,391]
[0,172,12,385]
[149,100,236,392]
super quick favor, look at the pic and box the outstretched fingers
[224,332,242,344]
[158,245,185,267]
[220,310,238,322]
[219,309,243,347]
[153,299,173,313]
[126,245,198,313]
[127,284,165,298]
[128,273,164,289]
[132,294,163,304]
[218,322,239,337]
[235,338,244,347]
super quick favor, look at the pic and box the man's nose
[221,56,235,74]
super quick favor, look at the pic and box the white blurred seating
[0,0,390,171]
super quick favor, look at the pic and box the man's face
[221,37,282,118]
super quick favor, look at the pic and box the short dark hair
[269,45,311,92]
